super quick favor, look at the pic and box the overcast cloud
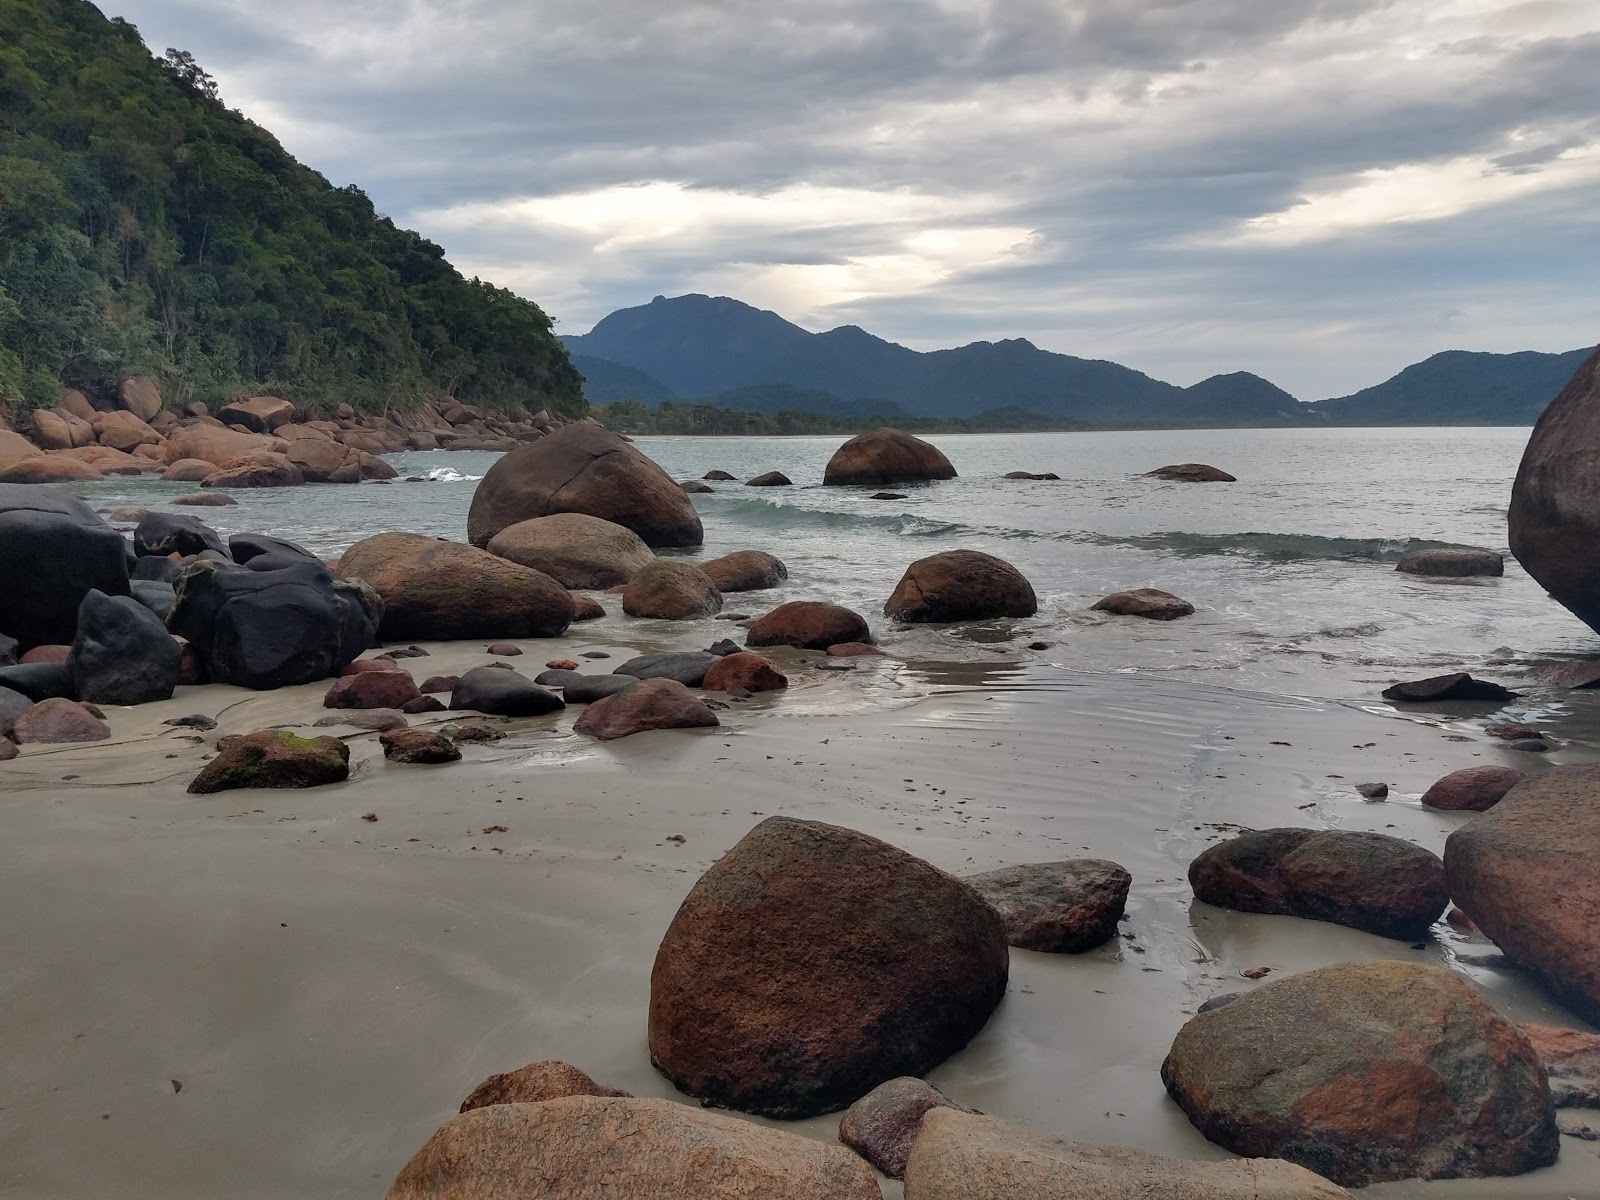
[104,0,1600,397]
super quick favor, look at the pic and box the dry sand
[2,635,1598,1198]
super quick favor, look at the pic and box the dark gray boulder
[130,580,177,621]
[613,651,718,686]
[67,589,181,705]
[228,532,320,565]
[534,668,583,689]
[561,674,639,703]
[965,859,1130,953]
[0,662,74,701]
[0,633,16,665]
[131,555,185,584]
[133,512,226,559]
[0,484,130,648]
[0,685,31,736]
[1382,673,1519,702]
[450,666,565,716]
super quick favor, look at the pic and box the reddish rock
[1396,547,1504,577]
[12,698,111,744]
[1147,463,1235,482]
[485,642,522,656]
[622,560,723,619]
[838,1077,969,1179]
[827,642,883,657]
[823,428,957,487]
[117,375,163,421]
[698,549,788,592]
[747,601,871,650]
[747,470,792,486]
[546,658,579,670]
[20,645,69,665]
[418,675,459,694]
[485,512,656,589]
[571,595,606,621]
[162,458,218,482]
[965,859,1130,953]
[1421,765,1525,811]
[324,670,421,710]
[400,695,446,714]
[379,727,461,764]
[574,677,718,740]
[188,730,350,794]
[218,395,295,433]
[884,550,1037,622]
[648,816,1008,1117]
[459,1060,630,1112]
[340,657,402,677]
[165,425,286,466]
[1092,587,1195,620]
[0,456,102,484]
[201,452,304,488]
[702,651,787,693]
[1520,1023,1600,1107]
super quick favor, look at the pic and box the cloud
[102,0,1600,396]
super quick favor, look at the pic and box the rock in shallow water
[379,727,460,764]
[574,677,717,740]
[699,549,788,592]
[622,560,722,619]
[187,730,349,794]
[885,550,1038,623]
[1146,462,1236,482]
[1395,547,1505,577]
[484,511,656,589]
[965,859,1130,953]
[1382,672,1518,702]
[1092,587,1194,620]
[449,666,564,717]
[1520,1023,1600,1107]
[824,427,956,487]
[612,651,718,686]
[702,651,787,694]
[746,600,871,650]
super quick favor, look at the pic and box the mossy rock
[188,729,350,794]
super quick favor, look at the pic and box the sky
[104,0,1600,398]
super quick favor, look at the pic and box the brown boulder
[702,651,787,693]
[572,594,606,621]
[828,642,882,657]
[162,458,216,482]
[698,549,788,592]
[201,453,305,488]
[484,512,655,589]
[1092,587,1195,620]
[12,698,111,744]
[56,444,147,473]
[286,438,355,483]
[839,1077,970,1180]
[57,388,97,422]
[573,677,718,740]
[0,430,39,471]
[966,859,1130,953]
[164,425,285,466]
[187,730,350,794]
[1521,1023,1600,1107]
[1147,463,1236,482]
[1445,764,1600,1021]
[679,479,713,493]
[905,1108,1349,1199]
[338,532,575,640]
[0,456,101,484]
[20,644,69,664]
[1421,765,1525,811]
[459,1061,629,1113]
[622,561,723,619]
[824,427,956,487]
[885,550,1037,622]
[648,816,1008,1117]
[1189,827,1447,940]
[746,601,871,650]
[385,1096,880,1200]
[219,395,295,433]
[117,376,162,421]
[30,409,73,450]
[379,727,461,764]
[340,657,401,676]
[1161,961,1557,1186]
[419,675,459,694]
[324,670,421,710]
[91,410,161,452]
[467,423,703,548]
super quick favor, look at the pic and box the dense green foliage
[0,0,584,417]
[594,400,1096,436]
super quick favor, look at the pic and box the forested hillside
[0,0,583,416]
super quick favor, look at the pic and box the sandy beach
[4,631,1597,1198]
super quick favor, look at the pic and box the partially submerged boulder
[574,677,718,740]
[1147,463,1235,482]
[1382,673,1517,702]
[702,651,787,693]
[648,816,1008,1117]
[698,549,788,592]
[449,666,564,717]
[1396,547,1505,577]
[188,730,351,794]
[1092,587,1195,620]
[484,512,656,589]
[622,560,723,619]
[459,1060,630,1112]
[1160,961,1557,1186]
[379,727,461,764]
[965,859,1130,953]
[824,427,956,487]
[0,485,130,648]
[885,550,1037,622]
[338,532,574,640]
[746,601,871,650]
[747,470,792,486]
[1421,765,1525,811]
[1189,828,1447,940]
[67,590,181,706]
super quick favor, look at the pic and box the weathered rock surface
[449,666,564,717]
[117,375,163,421]
[704,469,736,481]
[747,470,792,486]
[1092,587,1195,620]
[904,1108,1350,1199]
[201,452,304,489]
[679,479,713,493]
[164,425,286,467]
[574,677,718,740]
[379,727,461,764]
[1160,961,1557,1186]
[698,549,788,592]
[133,512,226,559]
[824,427,957,487]
[12,697,111,744]
[1396,547,1505,577]
[67,590,181,705]
[0,455,103,484]
[188,730,351,794]
[339,532,574,640]
[648,816,1008,1117]
[613,651,719,687]
[218,395,295,433]
[746,601,871,650]
[385,1096,880,1200]
[468,423,703,548]
[838,1077,970,1180]
[0,485,130,648]
[1382,673,1518,702]
[1446,764,1600,1021]
[622,560,723,619]
[1521,1023,1600,1107]
[162,458,216,482]
[0,686,31,736]
[1189,828,1447,939]
[1148,463,1236,482]
[885,550,1037,622]
[484,512,656,589]
[1421,765,1526,811]
[966,859,1130,953]
[324,670,421,710]
[0,662,74,701]
[459,1060,630,1112]
[702,651,787,693]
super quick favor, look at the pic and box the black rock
[134,512,226,559]
[228,533,319,565]
[534,668,583,688]
[449,666,565,716]
[130,579,177,621]
[703,470,736,481]
[387,646,430,659]
[581,651,611,659]
[1198,992,1242,1013]
[0,632,15,665]
[0,484,130,648]
[67,589,181,705]
[561,674,639,703]
[164,713,217,731]
[168,559,381,690]
[131,555,186,584]
[0,662,74,701]
[1382,673,1520,703]
[0,685,31,735]
[612,651,718,686]
[869,492,907,500]
[705,639,742,657]
[1508,738,1552,752]
[746,471,792,487]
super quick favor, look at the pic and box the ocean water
[74,426,1600,710]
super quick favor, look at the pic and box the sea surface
[74,426,1600,717]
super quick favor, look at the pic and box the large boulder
[91,409,161,452]
[30,409,74,450]
[1445,764,1600,1021]
[1161,961,1558,1186]
[117,375,162,422]
[449,666,564,717]
[285,438,356,483]
[218,395,295,433]
[1189,828,1447,940]
[1147,463,1235,482]
[467,423,703,548]
[965,859,1130,953]
[168,558,380,689]
[823,428,956,487]
[0,430,39,471]
[1421,765,1525,811]
[163,425,285,466]
[903,1108,1349,1199]
[484,512,656,588]
[613,651,718,686]
[574,677,718,740]
[703,651,787,693]
[0,455,101,484]
[698,549,788,592]
[0,485,130,648]
[622,560,723,619]
[338,532,574,640]
[1092,587,1195,620]
[188,730,350,794]
[201,452,304,488]
[133,512,226,559]
[385,1096,880,1200]
[746,601,871,650]
[648,816,1008,1117]
[1508,346,1600,633]
[66,590,181,705]
[162,458,217,483]
[885,550,1037,622]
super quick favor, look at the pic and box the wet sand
[2,638,1598,1198]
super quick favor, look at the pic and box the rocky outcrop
[385,1096,881,1200]
[467,423,703,548]
[885,550,1037,622]
[67,590,181,706]
[965,859,1130,953]
[823,428,957,487]
[903,1108,1349,1199]
[201,451,304,488]
[12,697,111,744]
[1092,587,1195,620]
[838,1077,970,1180]
[746,601,871,650]
[574,677,718,739]
[1421,765,1525,811]
[1147,463,1235,482]
[91,409,161,452]
[117,375,162,422]
[0,455,102,483]
[1396,547,1505,577]
[1445,764,1600,1021]
[1161,961,1557,1186]
[0,485,130,649]
[1189,828,1447,940]
[1508,345,1600,633]
[338,532,574,640]
[622,560,723,619]
[648,816,1008,1117]
[188,730,351,794]
[162,458,217,482]
[164,425,285,466]
[218,395,295,433]
[702,651,787,693]
[459,1060,630,1112]
[698,549,788,592]
[449,666,565,717]
[484,512,656,589]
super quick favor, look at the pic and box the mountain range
[565,294,1591,427]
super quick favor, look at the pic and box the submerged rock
[1092,587,1195,620]
[1383,672,1519,702]
[574,677,718,740]
[1396,547,1505,577]
[1421,765,1525,811]
[679,479,714,493]
[965,859,1130,953]
[747,470,792,486]
[187,730,350,794]
[885,550,1037,622]
[746,601,871,650]
[824,427,957,487]
[1147,463,1236,482]
[622,560,723,619]
[839,1077,970,1180]
[648,816,1007,1117]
